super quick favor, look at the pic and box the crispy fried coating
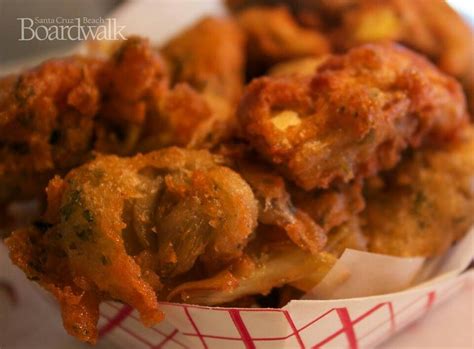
[147,17,245,149]
[292,179,365,233]
[236,6,329,70]
[7,224,101,342]
[0,37,167,206]
[238,43,468,190]
[94,37,168,155]
[332,0,474,115]
[139,84,216,150]
[217,143,328,254]
[0,57,102,204]
[240,159,326,253]
[364,126,474,257]
[6,148,258,343]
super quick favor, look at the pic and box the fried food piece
[0,57,102,204]
[217,143,327,254]
[227,0,474,115]
[0,37,167,206]
[225,0,352,29]
[219,143,365,255]
[162,17,244,102]
[6,148,258,343]
[7,225,102,343]
[236,6,329,73]
[269,56,328,77]
[364,126,474,257]
[145,17,245,149]
[94,36,168,155]
[139,84,217,150]
[238,43,468,190]
[328,0,474,115]
[239,159,326,254]
[168,238,335,305]
[333,0,474,79]
[292,179,365,233]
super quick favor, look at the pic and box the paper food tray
[92,228,473,349]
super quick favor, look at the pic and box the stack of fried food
[2,0,473,344]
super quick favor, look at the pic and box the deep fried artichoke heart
[238,43,468,190]
[6,148,258,343]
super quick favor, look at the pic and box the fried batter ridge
[238,43,468,190]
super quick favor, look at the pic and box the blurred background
[0,0,472,73]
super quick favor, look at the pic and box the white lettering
[18,18,35,41]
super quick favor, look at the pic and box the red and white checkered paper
[97,272,471,349]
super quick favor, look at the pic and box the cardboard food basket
[91,228,473,349]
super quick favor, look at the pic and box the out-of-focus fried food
[5,148,258,343]
[162,17,244,103]
[0,37,167,206]
[238,43,468,190]
[463,64,474,115]
[224,0,342,19]
[226,0,474,115]
[326,0,474,115]
[269,56,328,77]
[236,6,330,71]
[145,17,245,149]
[333,0,474,79]
[364,126,474,257]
